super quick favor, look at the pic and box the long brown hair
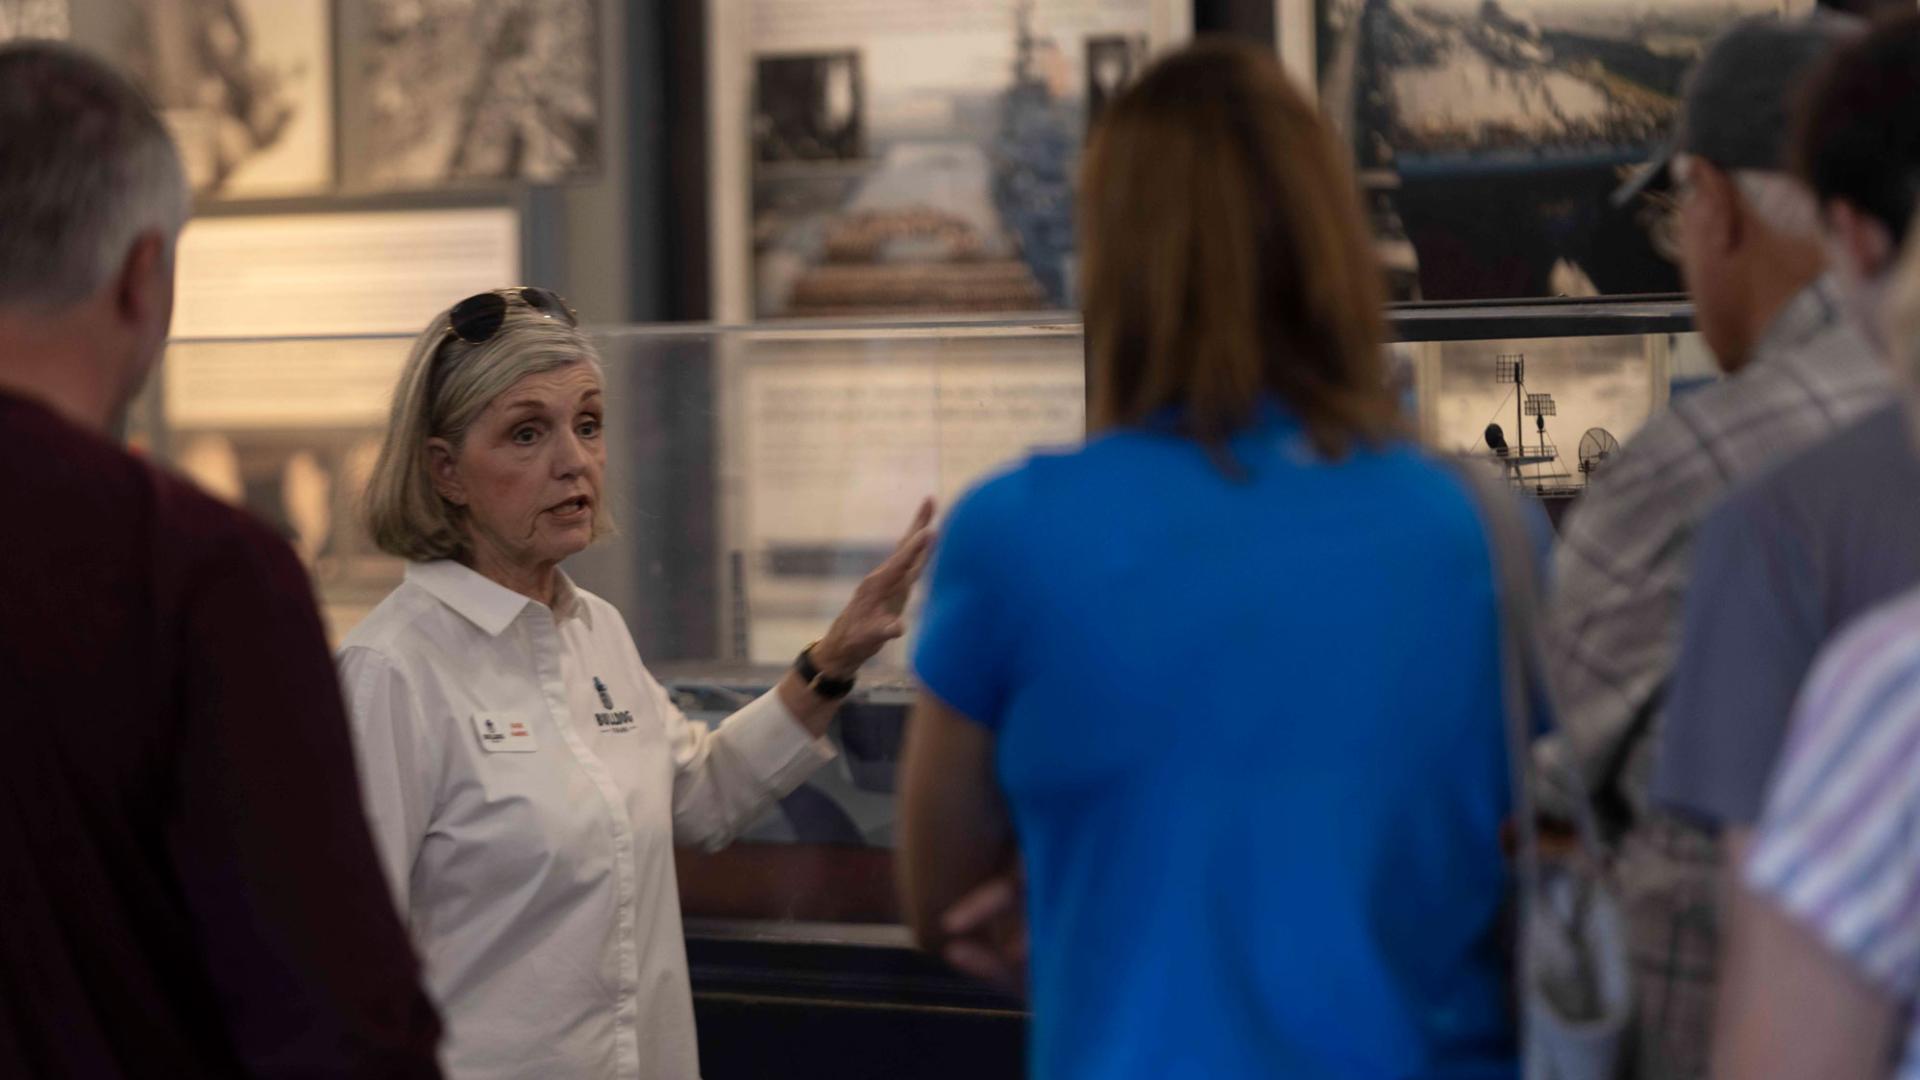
[1081,39,1395,459]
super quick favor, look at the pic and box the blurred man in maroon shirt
[0,42,441,1078]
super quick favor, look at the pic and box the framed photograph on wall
[336,0,602,192]
[708,0,1193,322]
[29,0,334,199]
[1277,0,1812,302]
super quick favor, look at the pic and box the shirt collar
[550,571,592,628]
[405,560,593,637]
[1752,274,1848,366]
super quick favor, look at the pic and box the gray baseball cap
[1611,13,1863,207]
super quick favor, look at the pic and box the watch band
[795,642,857,700]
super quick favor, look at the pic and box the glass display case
[141,306,1698,916]
[137,306,1697,1046]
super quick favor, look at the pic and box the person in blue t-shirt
[896,40,1519,1080]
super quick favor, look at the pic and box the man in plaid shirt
[1538,17,1887,1080]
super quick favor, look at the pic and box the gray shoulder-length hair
[364,299,607,562]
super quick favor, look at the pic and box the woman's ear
[425,437,466,506]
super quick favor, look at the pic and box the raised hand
[810,498,936,674]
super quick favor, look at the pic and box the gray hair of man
[1675,152,1825,243]
[1733,170,1825,241]
[0,41,189,311]
[364,299,610,563]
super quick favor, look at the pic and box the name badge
[472,714,538,753]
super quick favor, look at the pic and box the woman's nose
[552,430,588,476]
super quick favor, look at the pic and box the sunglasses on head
[445,286,578,345]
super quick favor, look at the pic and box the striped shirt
[1748,583,1920,1078]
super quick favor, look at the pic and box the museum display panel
[6,3,1741,1074]
[134,303,1694,1074]
[1,2,1774,318]
[143,303,1693,927]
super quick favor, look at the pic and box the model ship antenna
[1495,354,1526,457]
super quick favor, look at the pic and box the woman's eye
[512,426,540,445]
[578,418,601,438]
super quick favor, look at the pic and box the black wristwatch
[794,642,857,700]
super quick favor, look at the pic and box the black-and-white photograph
[1317,0,1805,300]
[340,0,602,191]
[749,0,1167,319]
[54,0,330,198]
[148,0,331,197]
[0,0,67,39]
[1085,34,1148,131]
[755,53,864,163]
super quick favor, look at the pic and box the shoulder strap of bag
[1450,462,1612,847]
[1448,461,1618,1040]
[1451,463,1635,1076]
[1450,459,1545,894]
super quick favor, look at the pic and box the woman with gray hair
[343,286,933,1079]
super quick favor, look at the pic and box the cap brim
[1610,142,1675,209]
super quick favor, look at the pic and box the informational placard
[171,207,521,339]
[740,337,1084,542]
[161,339,414,429]
[727,324,1085,662]
[709,0,1190,321]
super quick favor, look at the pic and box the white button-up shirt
[339,560,833,1079]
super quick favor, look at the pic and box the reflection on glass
[147,320,1682,927]
[151,321,1084,925]
[1422,332,1679,483]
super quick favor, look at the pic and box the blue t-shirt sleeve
[912,469,1026,730]
[1655,489,1819,825]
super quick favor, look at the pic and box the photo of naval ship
[749,1,1155,318]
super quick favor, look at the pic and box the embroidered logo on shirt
[592,676,635,733]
